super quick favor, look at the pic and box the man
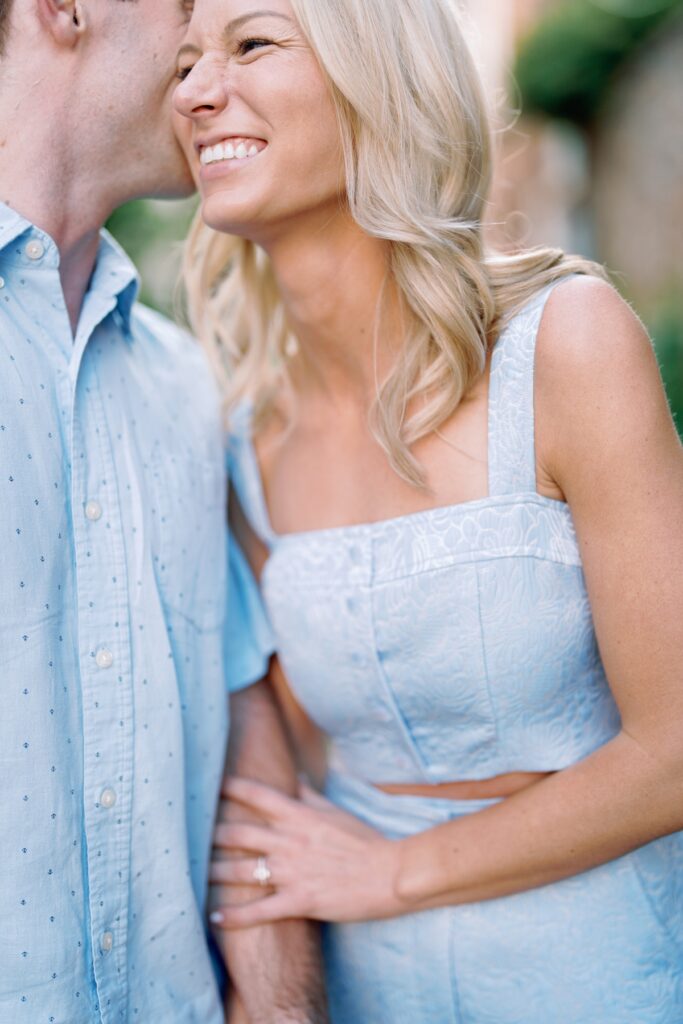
[0,0,325,1020]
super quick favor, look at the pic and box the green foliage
[514,0,683,125]
[649,301,683,437]
[106,197,197,316]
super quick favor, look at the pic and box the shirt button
[95,648,114,669]
[25,239,45,261]
[0,276,5,289]
[100,788,117,809]
[85,500,103,521]
[100,931,114,953]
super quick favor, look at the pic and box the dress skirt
[323,771,683,1024]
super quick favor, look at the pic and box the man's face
[85,0,196,200]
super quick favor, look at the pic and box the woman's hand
[208,777,404,928]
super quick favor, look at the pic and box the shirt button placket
[72,356,132,1020]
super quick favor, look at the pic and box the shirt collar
[89,228,140,332]
[0,201,140,331]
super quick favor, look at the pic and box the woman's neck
[264,209,405,409]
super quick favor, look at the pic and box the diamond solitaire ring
[252,855,272,887]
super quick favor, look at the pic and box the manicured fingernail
[209,911,224,924]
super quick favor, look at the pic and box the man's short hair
[0,0,12,54]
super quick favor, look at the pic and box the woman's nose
[173,59,226,120]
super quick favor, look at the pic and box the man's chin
[154,177,197,201]
[144,145,197,201]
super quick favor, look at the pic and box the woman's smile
[196,135,269,180]
[198,136,268,165]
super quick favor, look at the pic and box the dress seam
[366,538,431,781]
[474,562,502,763]
[266,549,583,590]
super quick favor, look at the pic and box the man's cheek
[172,107,193,152]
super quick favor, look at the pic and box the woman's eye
[175,65,195,81]
[237,37,273,56]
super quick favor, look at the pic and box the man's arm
[210,675,328,1024]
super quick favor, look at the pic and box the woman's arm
[395,276,683,908]
[209,278,683,927]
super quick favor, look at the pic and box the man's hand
[224,988,250,1024]
[214,675,329,1024]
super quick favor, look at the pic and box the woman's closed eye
[175,36,274,80]
[236,37,275,57]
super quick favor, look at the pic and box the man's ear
[37,0,86,47]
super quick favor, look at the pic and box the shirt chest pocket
[149,448,227,633]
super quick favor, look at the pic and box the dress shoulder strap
[227,400,277,548]
[487,277,575,497]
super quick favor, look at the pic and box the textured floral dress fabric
[229,281,683,1023]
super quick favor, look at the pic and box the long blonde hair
[183,0,603,487]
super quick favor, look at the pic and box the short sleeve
[225,534,275,693]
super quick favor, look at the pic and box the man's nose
[173,60,226,120]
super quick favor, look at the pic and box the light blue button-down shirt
[0,202,272,1024]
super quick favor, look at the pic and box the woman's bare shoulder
[537,275,652,384]
[534,274,680,498]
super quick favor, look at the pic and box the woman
[173,0,683,1020]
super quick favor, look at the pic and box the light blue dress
[229,281,683,1023]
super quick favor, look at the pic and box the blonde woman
[173,0,683,1019]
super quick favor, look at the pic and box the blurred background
[107,0,683,432]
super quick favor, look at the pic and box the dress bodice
[229,280,621,783]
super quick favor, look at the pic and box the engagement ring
[252,855,272,887]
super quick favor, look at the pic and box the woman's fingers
[299,781,380,839]
[210,891,300,930]
[298,780,335,810]
[222,776,309,823]
[208,856,286,887]
[213,821,287,854]
[209,858,262,886]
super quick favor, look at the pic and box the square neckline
[232,281,571,547]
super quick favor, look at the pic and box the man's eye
[175,65,195,81]
[236,37,273,56]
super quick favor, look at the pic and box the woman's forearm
[207,726,683,930]
[396,730,683,909]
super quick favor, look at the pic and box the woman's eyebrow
[175,9,294,62]
[223,10,295,36]
[176,42,201,61]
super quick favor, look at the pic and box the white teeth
[200,139,263,165]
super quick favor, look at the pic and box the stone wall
[592,12,683,306]
[469,1,682,312]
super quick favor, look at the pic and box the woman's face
[173,0,344,243]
